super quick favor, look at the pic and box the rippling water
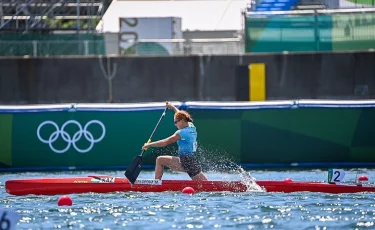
[1,169,375,229]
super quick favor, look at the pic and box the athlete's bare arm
[166,102,180,113]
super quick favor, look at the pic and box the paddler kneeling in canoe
[142,102,208,181]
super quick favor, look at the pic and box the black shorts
[180,155,202,178]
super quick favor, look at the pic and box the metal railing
[0,40,105,56]
[0,38,245,57]
[118,38,244,56]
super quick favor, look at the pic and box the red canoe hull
[257,181,375,194]
[5,175,375,196]
[5,176,247,196]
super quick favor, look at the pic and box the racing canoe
[5,175,375,196]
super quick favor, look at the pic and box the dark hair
[175,111,193,122]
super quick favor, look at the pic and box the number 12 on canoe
[328,169,346,184]
[0,208,20,230]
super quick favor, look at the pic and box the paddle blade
[124,155,143,184]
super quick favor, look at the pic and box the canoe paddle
[125,106,168,184]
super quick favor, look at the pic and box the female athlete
[142,103,208,181]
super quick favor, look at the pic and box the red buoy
[358,175,369,182]
[58,195,73,206]
[182,187,195,194]
[284,178,293,183]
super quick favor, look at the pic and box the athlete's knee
[156,156,167,166]
[156,156,162,164]
[191,172,208,181]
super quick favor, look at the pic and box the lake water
[1,168,375,229]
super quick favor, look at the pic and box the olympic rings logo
[37,120,106,154]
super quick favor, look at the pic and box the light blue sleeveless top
[177,122,197,156]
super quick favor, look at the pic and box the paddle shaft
[140,107,168,156]
[125,106,169,183]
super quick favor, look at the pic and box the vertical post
[243,10,249,53]
[25,17,29,33]
[76,0,81,55]
[0,3,4,26]
[84,40,89,55]
[33,40,37,57]
[198,55,205,100]
[98,56,117,103]
[314,10,320,51]
[77,0,81,32]
[249,63,266,101]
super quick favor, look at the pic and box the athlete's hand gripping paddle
[125,106,168,184]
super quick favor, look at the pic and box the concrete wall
[0,51,374,104]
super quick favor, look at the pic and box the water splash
[195,146,239,173]
[196,146,265,192]
[237,167,265,192]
